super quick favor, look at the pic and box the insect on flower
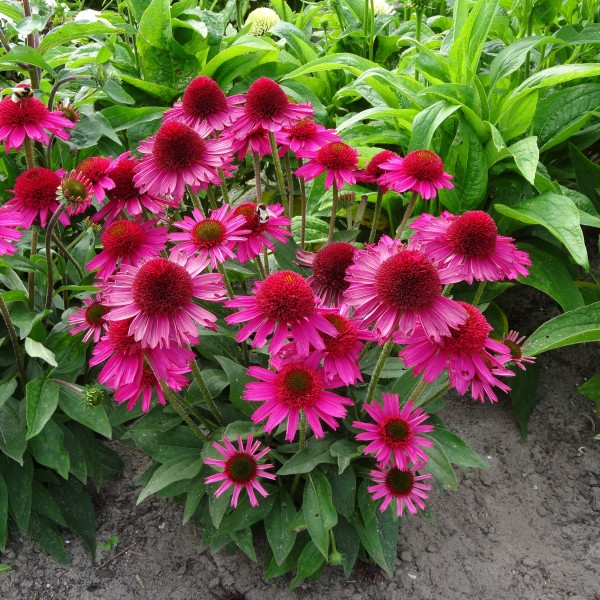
[256,203,272,224]
[11,84,34,103]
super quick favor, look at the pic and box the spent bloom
[68,293,109,343]
[295,141,359,190]
[244,353,353,442]
[204,435,276,508]
[410,211,531,283]
[353,393,433,468]
[378,150,453,199]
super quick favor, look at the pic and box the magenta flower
[103,250,227,349]
[275,118,340,156]
[204,435,276,508]
[87,219,168,281]
[355,149,400,192]
[134,121,230,200]
[68,293,109,343]
[344,236,467,342]
[296,241,357,306]
[93,153,177,226]
[368,463,432,517]
[353,393,433,468]
[396,302,514,403]
[60,170,94,217]
[0,208,23,257]
[6,167,65,228]
[295,141,359,190]
[0,94,74,151]
[225,270,338,356]
[410,211,531,283]
[244,353,353,441]
[227,78,313,138]
[169,205,249,269]
[76,156,115,203]
[224,125,272,161]
[231,202,291,263]
[501,330,536,371]
[163,76,244,137]
[378,150,453,199]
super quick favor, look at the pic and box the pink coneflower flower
[501,330,536,371]
[68,293,109,343]
[225,270,338,356]
[6,167,65,228]
[55,99,79,124]
[228,78,313,138]
[275,118,341,156]
[345,236,467,342]
[410,211,531,283]
[396,302,514,403]
[224,125,272,162]
[296,241,357,306]
[467,363,513,404]
[231,202,291,263]
[0,208,23,256]
[204,435,276,508]
[353,393,433,468]
[134,122,229,200]
[163,76,244,137]
[295,141,359,190]
[76,156,115,203]
[355,150,400,192]
[87,219,168,281]
[169,205,248,268]
[93,153,177,226]
[90,317,194,393]
[368,463,432,517]
[0,94,74,151]
[60,170,94,216]
[244,353,353,441]
[378,150,453,199]
[103,250,227,349]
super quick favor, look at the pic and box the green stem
[472,280,487,306]
[283,152,295,219]
[163,383,210,442]
[365,338,394,404]
[263,246,270,277]
[368,188,384,244]
[252,152,263,202]
[290,414,307,497]
[442,283,453,297]
[368,0,375,61]
[298,158,307,250]
[23,138,35,170]
[47,76,86,111]
[268,132,288,209]
[255,255,267,280]
[207,186,219,210]
[408,376,427,403]
[395,190,419,240]
[216,262,235,300]
[217,169,229,204]
[44,204,66,311]
[28,226,38,309]
[420,382,451,409]
[0,295,26,392]
[187,186,205,215]
[328,183,339,244]
[415,8,423,43]
[191,360,223,426]
[52,232,84,279]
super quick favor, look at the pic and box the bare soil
[2,287,600,600]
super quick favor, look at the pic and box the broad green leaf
[28,513,68,564]
[119,74,178,102]
[494,193,588,270]
[0,45,57,78]
[283,52,379,80]
[289,541,325,591]
[182,484,205,524]
[336,107,416,134]
[510,363,540,439]
[517,242,584,312]
[509,137,539,185]
[0,474,7,549]
[330,468,356,520]
[277,438,335,475]
[32,482,66,527]
[57,387,111,439]
[570,144,600,209]
[524,301,600,355]
[303,470,338,558]
[201,35,278,78]
[231,527,256,562]
[563,188,600,228]
[0,399,27,465]
[24,338,58,367]
[39,21,120,53]
[497,90,538,141]
[208,484,231,528]
[218,494,275,536]
[332,517,360,577]
[101,106,165,131]
[214,355,253,416]
[0,2,22,21]
[137,456,203,504]
[5,454,33,532]
[408,101,461,152]
[265,491,297,566]
[264,535,304,579]
[0,379,17,410]
[29,419,70,479]
[330,439,360,474]
[578,375,600,405]
[428,430,487,468]
[26,379,59,440]
[425,438,457,490]
[270,21,317,64]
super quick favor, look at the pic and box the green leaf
[208,484,231,528]
[509,137,539,185]
[218,493,275,536]
[265,491,297,566]
[579,375,600,404]
[524,301,600,355]
[137,456,203,504]
[39,21,120,53]
[0,474,8,549]
[28,513,68,564]
[101,106,165,132]
[428,430,487,468]
[289,541,325,591]
[231,527,257,562]
[214,355,253,416]
[0,45,57,78]
[517,242,584,312]
[25,379,59,440]
[0,378,17,410]
[57,387,111,439]
[332,517,360,577]
[182,483,205,524]
[201,35,278,78]
[24,338,57,367]
[408,101,461,152]
[0,399,27,465]
[425,438,458,491]
[283,52,379,80]
[497,90,539,141]
[29,419,70,479]
[570,144,600,210]
[330,468,356,520]
[330,439,360,474]
[303,470,338,558]
[510,363,540,439]
[119,74,178,102]
[50,479,96,559]
[32,482,66,527]
[277,437,335,476]
[494,193,588,270]
[5,454,33,532]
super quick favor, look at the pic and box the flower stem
[44,204,66,311]
[472,280,487,306]
[217,169,230,204]
[268,132,288,211]
[415,8,423,43]
[255,255,267,280]
[191,360,223,426]
[368,188,384,244]
[291,414,308,496]
[442,283,453,297]
[263,246,270,277]
[298,158,307,250]
[328,183,339,244]
[395,190,419,240]
[252,151,263,202]
[28,226,38,308]
[216,262,235,300]
[52,232,84,279]
[207,186,219,210]
[47,76,87,111]
[23,138,36,170]
[365,338,394,404]
[163,382,210,442]
[420,382,451,409]
[0,295,26,392]
[187,185,206,215]
[283,152,295,220]
[408,376,427,403]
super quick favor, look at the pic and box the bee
[11,84,34,103]
[256,203,272,224]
